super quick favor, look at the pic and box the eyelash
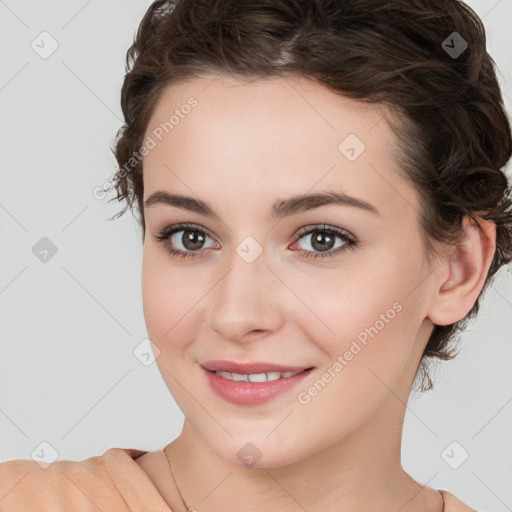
[153,222,358,260]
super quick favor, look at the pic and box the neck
[164,392,442,512]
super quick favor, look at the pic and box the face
[141,74,436,468]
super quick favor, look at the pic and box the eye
[153,222,357,260]
[153,223,218,259]
[291,224,357,259]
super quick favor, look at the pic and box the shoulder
[439,489,478,512]
[0,448,144,512]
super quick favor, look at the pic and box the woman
[1,0,510,510]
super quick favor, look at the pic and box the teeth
[214,370,303,382]
[217,371,233,379]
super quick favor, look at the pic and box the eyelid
[293,223,355,241]
[157,222,215,240]
[289,224,357,256]
[154,222,219,249]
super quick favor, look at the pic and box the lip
[201,360,312,374]
[200,361,314,406]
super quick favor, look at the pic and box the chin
[203,428,315,469]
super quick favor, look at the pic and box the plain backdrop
[0,1,511,510]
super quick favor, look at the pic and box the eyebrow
[144,190,380,220]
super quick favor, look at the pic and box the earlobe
[426,215,496,326]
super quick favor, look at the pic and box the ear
[426,215,496,326]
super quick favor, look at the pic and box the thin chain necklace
[164,447,445,512]
[164,447,195,512]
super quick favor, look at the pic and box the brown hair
[110,0,512,392]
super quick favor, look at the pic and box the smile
[201,363,314,406]
[213,370,303,382]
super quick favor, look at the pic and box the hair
[110,0,512,392]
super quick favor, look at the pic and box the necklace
[164,447,195,512]
[164,446,444,512]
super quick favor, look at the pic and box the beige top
[0,447,477,511]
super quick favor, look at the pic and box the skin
[140,74,495,512]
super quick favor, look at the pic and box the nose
[207,248,284,344]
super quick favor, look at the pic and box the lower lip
[202,367,313,406]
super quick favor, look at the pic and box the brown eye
[293,225,357,259]
[308,230,336,252]
[154,223,217,259]
[180,229,207,250]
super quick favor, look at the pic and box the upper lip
[201,360,314,374]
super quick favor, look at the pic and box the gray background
[0,1,511,510]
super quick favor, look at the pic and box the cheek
[141,251,204,406]
[296,247,424,376]
[141,253,168,339]
[141,250,185,341]
[293,285,417,442]
[141,248,213,346]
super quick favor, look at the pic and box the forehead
[142,74,417,220]
[146,74,389,139]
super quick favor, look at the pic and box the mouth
[200,360,315,405]
[211,369,305,382]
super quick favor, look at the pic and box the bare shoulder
[439,489,478,512]
[0,453,129,512]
